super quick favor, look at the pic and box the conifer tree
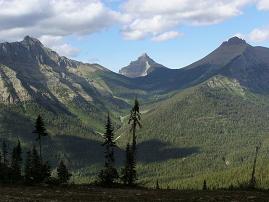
[203,180,208,190]
[24,146,50,184]
[1,140,11,183]
[57,160,72,184]
[249,144,261,189]
[121,143,136,186]
[33,115,48,162]
[10,140,22,183]
[98,113,118,186]
[128,99,142,152]
[24,150,33,184]
[155,180,160,189]
[121,143,130,185]
[41,161,51,182]
[123,98,141,186]
[32,145,42,183]
[2,141,8,166]
[0,151,3,183]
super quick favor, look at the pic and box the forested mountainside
[1,36,269,188]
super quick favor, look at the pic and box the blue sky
[0,0,269,72]
[72,3,269,71]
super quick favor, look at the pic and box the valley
[0,36,269,189]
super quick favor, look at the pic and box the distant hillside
[118,75,269,188]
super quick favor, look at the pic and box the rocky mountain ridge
[119,53,167,78]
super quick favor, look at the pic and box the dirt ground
[0,186,269,202]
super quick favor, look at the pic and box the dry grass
[0,186,268,202]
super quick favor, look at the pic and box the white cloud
[152,31,182,42]
[0,0,268,48]
[234,33,245,38]
[122,30,146,40]
[39,35,80,57]
[257,0,269,10]
[0,0,121,56]
[0,0,120,41]
[249,28,269,42]
[236,26,269,43]
[0,0,120,40]
[121,0,255,41]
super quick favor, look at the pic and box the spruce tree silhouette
[24,146,50,184]
[11,140,22,183]
[128,98,142,152]
[2,141,8,166]
[32,146,42,183]
[156,180,160,189]
[124,98,141,185]
[121,143,136,186]
[203,180,208,190]
[1,141,10,183]
[24,150,33,184]
[33,115,48,163]
[249,144,261,189]
[98,113,118,186]
[57,160,72,184]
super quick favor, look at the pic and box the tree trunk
[39,135,42,163]
[250,145,260,188]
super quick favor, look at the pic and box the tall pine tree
[24,146,50,184]
[124,98,141,186]
[24,150,33,184]
[10,140,22,183]
[2,140,8,166]
[33,115,48,163]
[57,160,72,184]
[249,144,261,189]
[128,99,142,152]
[121,143,136,186]
[98,113,118,186]
[1,140,10,183]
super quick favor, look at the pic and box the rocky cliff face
[0,36,118,112]
[119,53,167,78]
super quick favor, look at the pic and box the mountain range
[1,36,269,188]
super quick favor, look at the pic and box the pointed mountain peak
[22,36,43,47]
[186,36,251,70]
[119,54,167,78]
[137,53,152,62]
[222,36,247,46]
[140,53,150,58]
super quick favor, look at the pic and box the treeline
[0,99,142,188]
[0,115,71,185]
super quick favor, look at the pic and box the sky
[0,0,269,72]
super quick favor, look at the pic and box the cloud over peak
[120,0,256,41]
[0,0,268,57]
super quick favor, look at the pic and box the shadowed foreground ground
[0,186,269,202]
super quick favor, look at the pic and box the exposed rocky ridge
[119,53,167,78]
[0,36,132,130]
[0,36,108,71]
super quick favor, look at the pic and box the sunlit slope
[118,75,269,188]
